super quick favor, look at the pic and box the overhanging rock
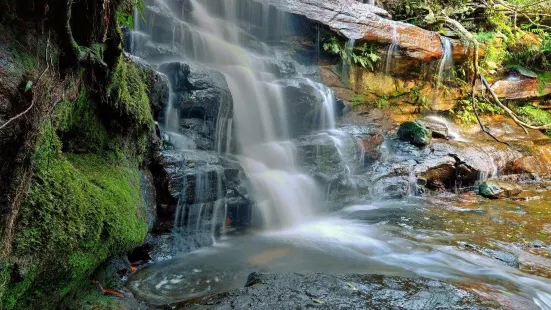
[254,0,468,61]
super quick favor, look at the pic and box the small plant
[116,0,146,29]
[452,98,504,125]
[323,37,381,70]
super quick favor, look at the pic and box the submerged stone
[479,181,522,199]
[397,121,432,147]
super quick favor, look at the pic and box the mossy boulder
[479,181,522,199]
[397,121,432,147]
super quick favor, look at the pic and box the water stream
[126,1,551,308]
[384,24,399,74]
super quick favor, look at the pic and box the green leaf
[25,81,32,92]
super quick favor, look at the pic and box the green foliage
[116,0,146,29]
[323,37,381,70]
[516,104,551,137]
[452,99,504,125]
[517,105,551,126]
[410,86,430,112]
[538,71,551,95]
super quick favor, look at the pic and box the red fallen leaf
[93,280,125,298]
[130,265,137,272]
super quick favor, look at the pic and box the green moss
[12,46,37,73]
[397,121,432,147]
[107,58,153,131]
[517,105,551,137]
[56,89,110,153]
[1,56,154,308]
[1,121,148,308]
[538,72,551,95]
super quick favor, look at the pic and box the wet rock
[398,121,432,147]
[326,175,371,204]
[124,53,170,119]
[140,170,158,230]
[459,243,520,268]
[373,176,411,199]
[417,119,449,139]
[140,40,183,61]
[149,71,170,119]
[295,132,361,178]
[178,118,215,150]
[158,61,232,131]
[177,273,494,309]
[97,256,133,289]
[260,58,297,78]
[256,0,470,62]
[479,181,522,199]
[512,156,550,176]
[278,79,342,135]
[356,129,384,164]
[487,78,551,100]
[532,240,546,249]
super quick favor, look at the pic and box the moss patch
[517,105,551,137]
[397,121,432,147]
[2,126,148,309]
[1,57,154,309]
[107,58,152,131]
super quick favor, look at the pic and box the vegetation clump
[1,64,153,308]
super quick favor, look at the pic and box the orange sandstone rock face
[489,79,551,100]
[255,0,470,62]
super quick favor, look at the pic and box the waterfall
[435,36,454,93]
[341,39,356,85]
[155,0,336,230]
[384,24,399,74]
[173,165,227,251]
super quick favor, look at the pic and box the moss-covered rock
[0,55,155,308]
[479,181,522,199]
[106,57,153,132]
[397,121,432,147]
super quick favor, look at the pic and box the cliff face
[0,1,165,308]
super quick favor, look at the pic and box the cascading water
[339,39,356,86]
[126,1,551,308]
[163,0,334,230]
[384,24,399,74]
[434,36,454,104]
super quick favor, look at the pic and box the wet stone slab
[170,273,497,310]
